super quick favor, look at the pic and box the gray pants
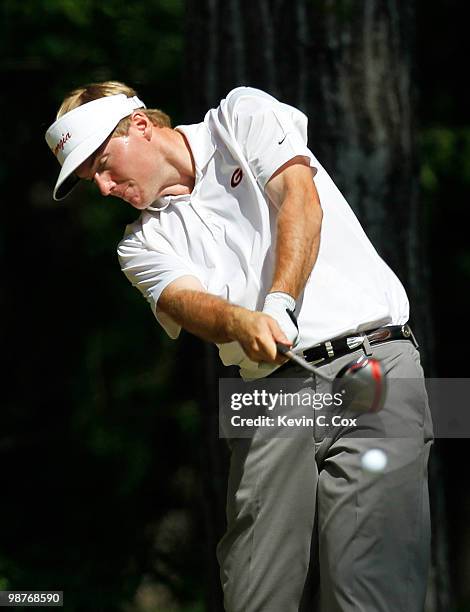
[217,340,433,611]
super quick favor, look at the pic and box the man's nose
[94,173,114,196]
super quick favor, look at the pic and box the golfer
[46,81,433,611]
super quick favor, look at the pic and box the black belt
[302,324,418,364]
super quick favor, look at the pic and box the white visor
[45,93,146,201]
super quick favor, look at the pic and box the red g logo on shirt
[231,168,243,188]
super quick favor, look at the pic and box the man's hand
[262,291,299,347]
[226,308,290,365]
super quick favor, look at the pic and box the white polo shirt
[117,87,409,379]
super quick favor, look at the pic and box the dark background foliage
[0,0,468,610]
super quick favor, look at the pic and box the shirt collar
[175,122,216,175]
[146,122,215,213]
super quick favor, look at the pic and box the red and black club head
[333,354,387,413]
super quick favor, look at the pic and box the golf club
[276,342,387,413]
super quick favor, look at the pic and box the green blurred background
[1,1,469,611]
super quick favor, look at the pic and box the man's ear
[130,110,153,141]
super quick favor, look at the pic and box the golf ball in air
[361,448,388,473]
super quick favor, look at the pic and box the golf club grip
[275,342,291,356]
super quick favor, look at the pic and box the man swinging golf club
[45,81,433,611]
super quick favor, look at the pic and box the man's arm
[265,156,323,299]
[158,276,290,363]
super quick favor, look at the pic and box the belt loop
[402,324,419,349]
[325,340,335,358]
[362,334,373,356]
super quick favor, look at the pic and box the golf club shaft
[276,343,334,383]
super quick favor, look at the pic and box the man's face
[76,119,159,209]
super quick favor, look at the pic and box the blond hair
[57,80,171,135]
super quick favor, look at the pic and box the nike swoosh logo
[278,135,287,145]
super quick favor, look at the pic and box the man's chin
[125,194,150,210]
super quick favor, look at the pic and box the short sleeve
[117,232,203,339]
[230,90,317,190]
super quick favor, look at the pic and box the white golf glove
[262,291,299,348]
